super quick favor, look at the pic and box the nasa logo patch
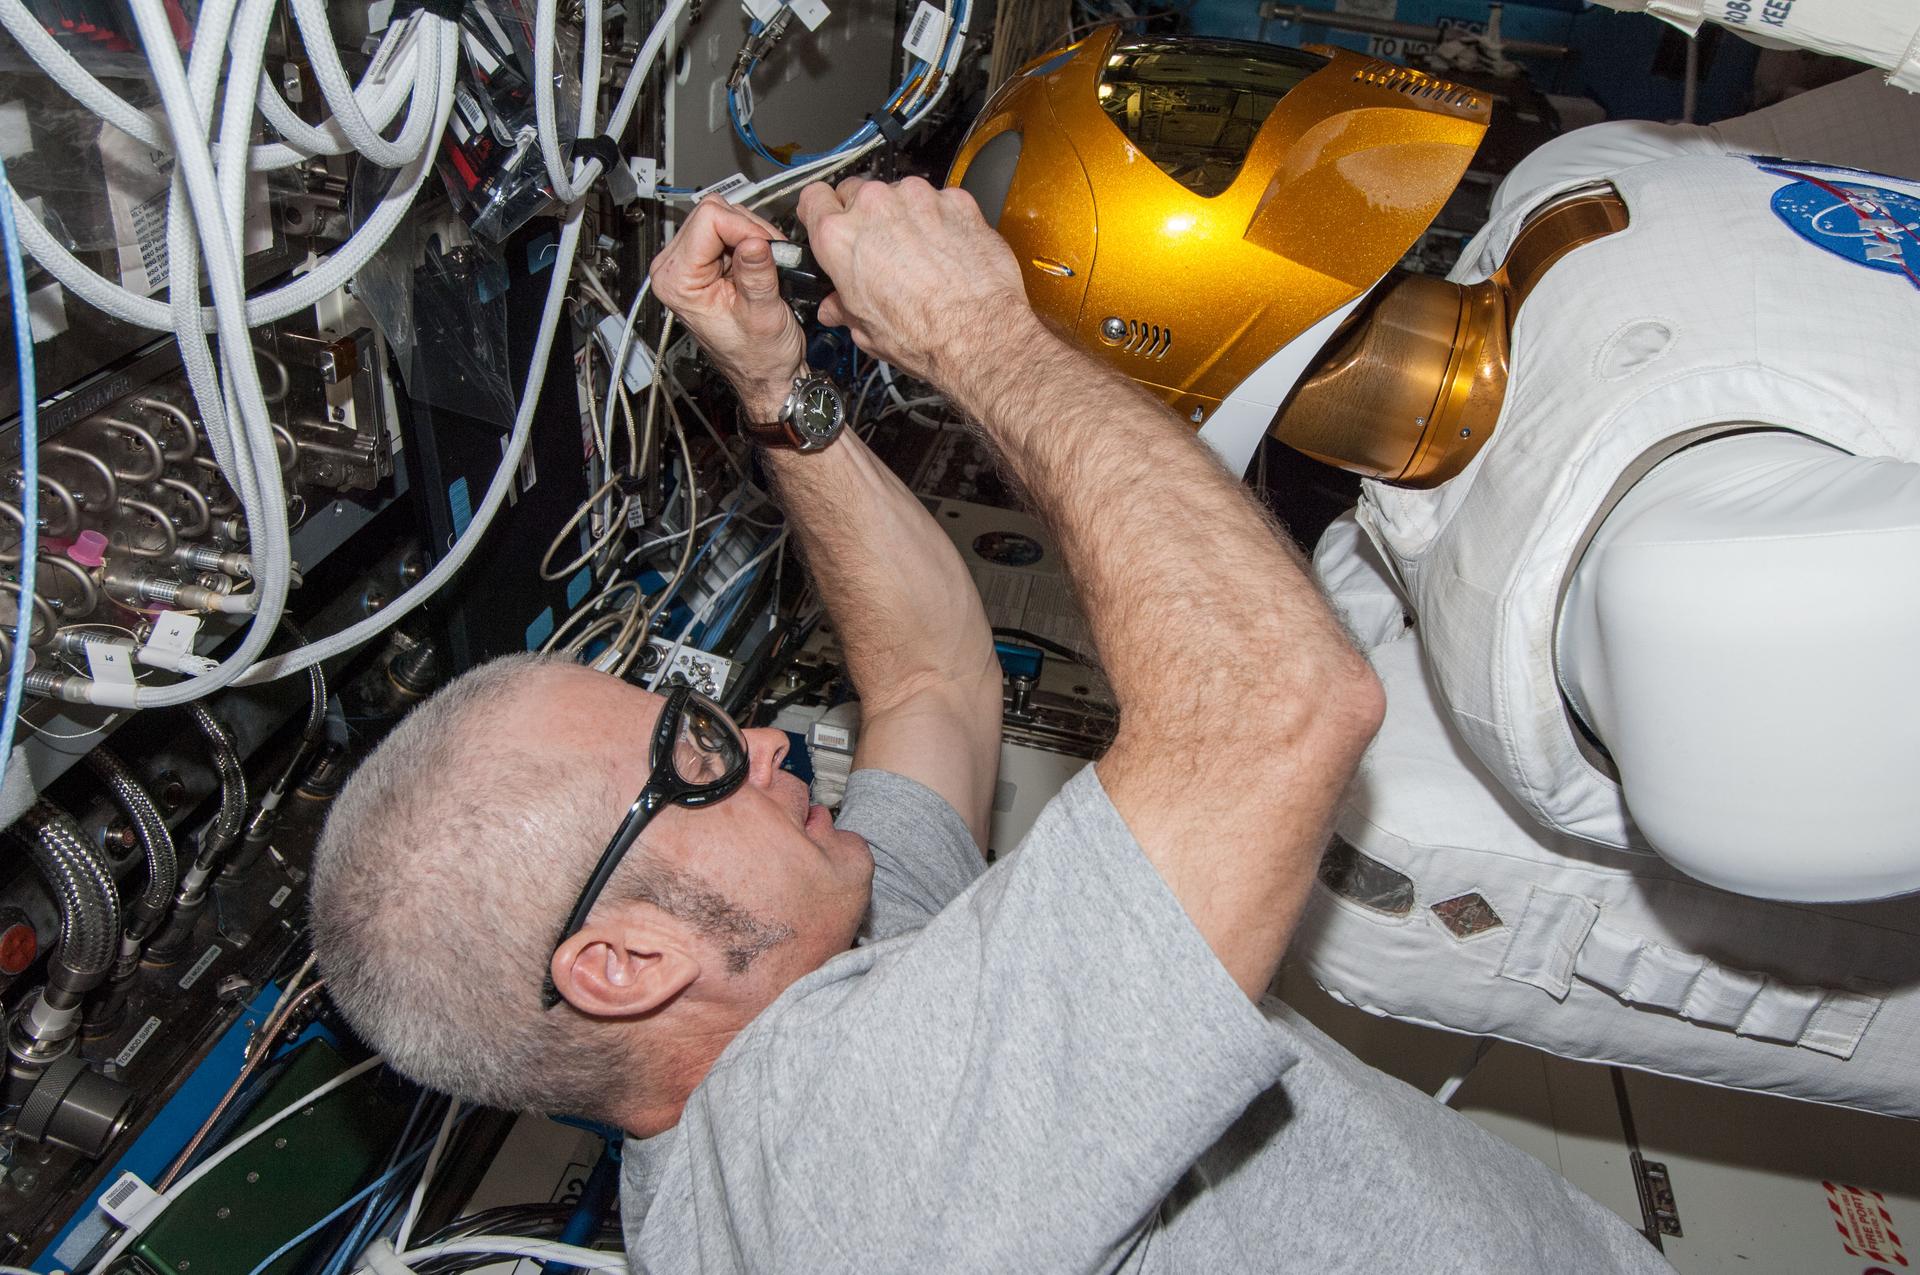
[1762,164,1920,289]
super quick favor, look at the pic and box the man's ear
[550,905,700,1018]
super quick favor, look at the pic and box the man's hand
[797,177,1030,384]
[651,197,808,421]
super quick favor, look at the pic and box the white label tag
[696,172,753,204]
[269,885,293,910]
[146,611,201,656]
[811,722,854,753]
[741,0,783,25]
[85,641,137,689]
[177,942,222,990]
[595,316,657,393]
[789,0,830,30]
[628,156,658,197]
[114,1015,163,1068]
[363,17,418,84]
[735,76,755,126]
[100,1172,162,1227]
[902,0,949,62]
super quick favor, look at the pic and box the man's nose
[743,726,791,788]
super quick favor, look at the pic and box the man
[311,179,1669,1270]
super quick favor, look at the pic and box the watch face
[795,381,844,442]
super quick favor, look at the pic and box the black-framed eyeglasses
[542,686,751,1009]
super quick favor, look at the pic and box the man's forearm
[762,437,1003,840]
[930,316,1383,993]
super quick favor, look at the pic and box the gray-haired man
[311,180,1670,1271]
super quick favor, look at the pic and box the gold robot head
[949,31,1491,475]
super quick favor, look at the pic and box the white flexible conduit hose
[237,0,692,684]
[3,14,456,333]
[535,0,606,204]
[99,0,293,710]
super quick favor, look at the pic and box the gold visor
[950,29,1490,427]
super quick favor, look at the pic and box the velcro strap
[568,135,623,173]
[1496,886,1598,1000]
[1575,922,1881,1059]
[1498,886,1883,1060]
[398,0,468,19]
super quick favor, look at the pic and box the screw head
[1100,316,1126,343]
[1189,407,1206,424]
[215,1206,231,1220]
[273,1137,288,1149]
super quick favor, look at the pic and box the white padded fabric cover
[1587,0,1920,91]
[1356,121,1920,857]
[1557,432,1920,901]
[1302,515,1920,1118]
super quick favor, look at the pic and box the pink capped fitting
[67,529,109,568]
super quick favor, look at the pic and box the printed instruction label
[1825,1181,1907,1268]
[178,942,222,990]
[903,1,950,63]
[114,1015,163,1068]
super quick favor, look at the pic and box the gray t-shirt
[619,766,1672,1273]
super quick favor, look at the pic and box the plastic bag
[435,0,581,243]
[350,163,517,429]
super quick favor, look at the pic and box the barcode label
[696,172,753,204]
[453,86,487,138]
[735,77,754,126]
[100,1172,161,1226]
[902,1,948,62]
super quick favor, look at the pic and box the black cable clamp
[569,135,625,173]
[396,0,469,19]
[866,111,913,149]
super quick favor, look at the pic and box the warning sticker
[1825,1181,1908,1268]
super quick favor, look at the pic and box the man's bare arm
[802,178,1384,997]
[651,199,1002,844]
[760,440,1002,846]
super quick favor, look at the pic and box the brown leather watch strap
[740,414,799,449]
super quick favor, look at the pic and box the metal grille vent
[1118,320,1172,359]
[1351,63,1481,110]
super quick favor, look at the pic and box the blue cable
[0,150,37,795]
[539,1140,620,1275]
[321,1091,437,1275]
[243,1138,438,1275]
[728,0,965,169]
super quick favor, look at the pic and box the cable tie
[866,110,912,148]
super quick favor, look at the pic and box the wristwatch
[742,367,847,453]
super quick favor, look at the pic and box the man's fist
[797,177,1033,385]
[650,197,808,422]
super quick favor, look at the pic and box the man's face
[543,667,875,1000]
